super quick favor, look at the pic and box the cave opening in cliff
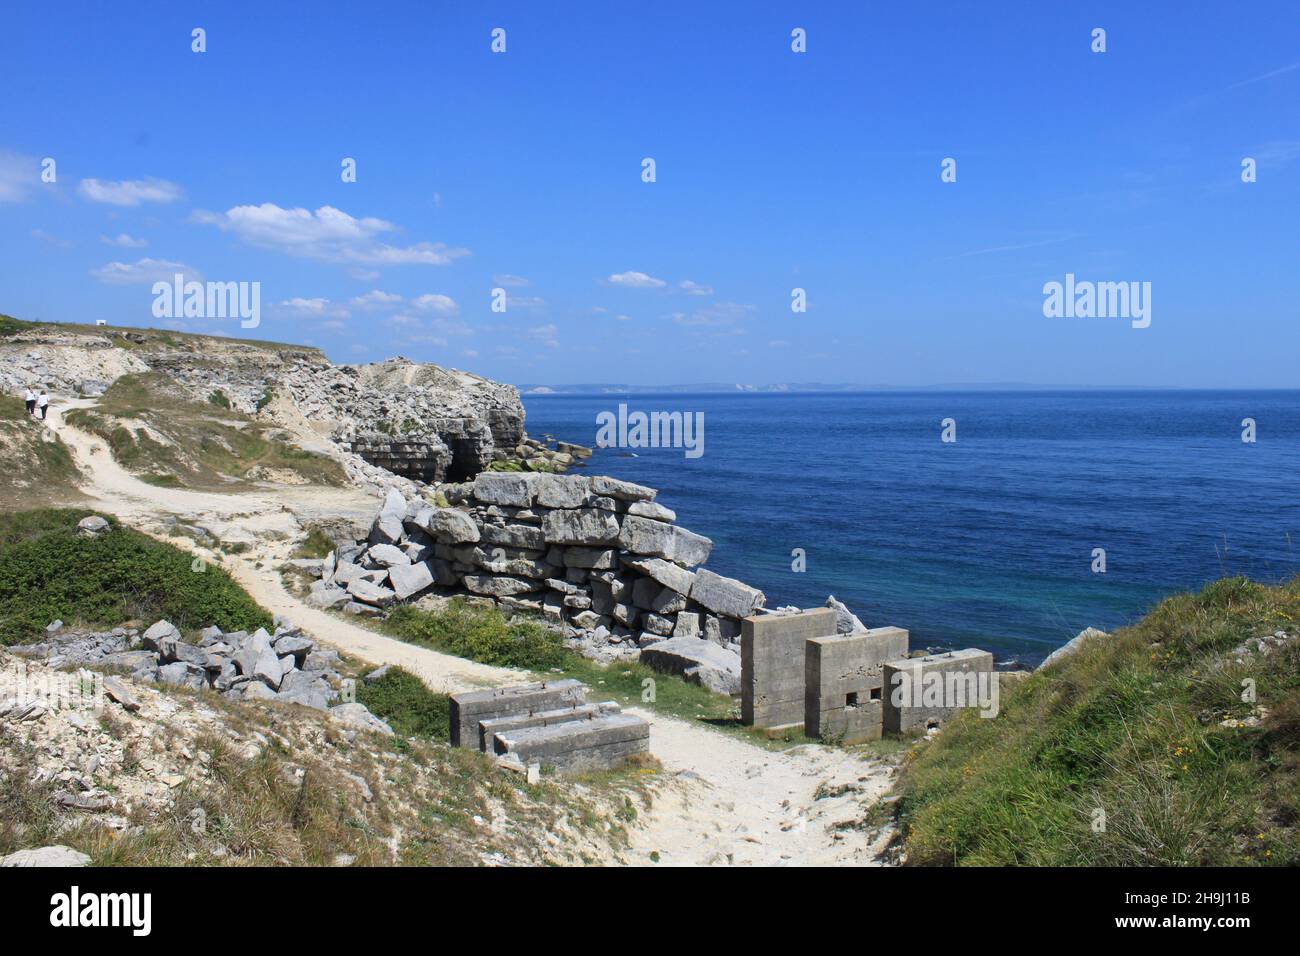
[444,437,484,482]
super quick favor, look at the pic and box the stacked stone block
[312,472,767,674]
[449,680,649,773]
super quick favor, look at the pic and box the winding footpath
[44,399,896,866]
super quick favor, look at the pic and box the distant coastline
[518,383,1269,395]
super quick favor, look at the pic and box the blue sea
[521,391,1300,666]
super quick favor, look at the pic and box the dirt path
[44,399,897,866]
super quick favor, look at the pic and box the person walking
[23,386,36,416]
[37,389,49,421]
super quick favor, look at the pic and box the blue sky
[2,1,1297,386]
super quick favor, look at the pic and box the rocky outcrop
[310,472,777,666]
[9,617,384,723]
[0,324,580,485]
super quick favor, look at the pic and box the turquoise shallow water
[521,391,1300,666]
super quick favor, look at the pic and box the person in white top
[37,390,50,420]
[23,387,36,416]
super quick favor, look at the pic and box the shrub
[384,601,568,670]
[356,667,450,741]
[893,575,1300,866]
[0,509,271,644]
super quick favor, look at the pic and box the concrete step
[492,713,650,773]
[476,701,621,752]
[449,678,587,747]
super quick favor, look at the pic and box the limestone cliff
[0,319,545,484]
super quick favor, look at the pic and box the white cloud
[462,349,479,358]
[493,274,530,287]
[673,301,755,328]
[276,297,350,320]
[0,150,41,202]
[504,294,545,310]
[31,229,71,248]
[679,279,713,296]
[607,270,666,289]
[194,203,469,267]
[350,289,404,309]
[615,314,632,321]
[528,323,560,348]
[78,177,183,206]
[101,233,148,248]
[90,257,200,285]
[411,293,458,315]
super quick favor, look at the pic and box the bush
[356,667,450,741]
[0,509,271,644]
[383,601,568,670]
[893,575,1300,866]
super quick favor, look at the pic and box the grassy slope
[65,373,343,489]
[894,576,1300,866]
[0,509,270,644]
[0,395,80,506]
[0,660,638,866]
[0,507,645,865]
[0,311,312,353]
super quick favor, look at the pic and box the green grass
[293,525,336,560]
[0,396,80,505]
[64,373,344,489]
[381,600,736,726]
[356,667,451,742]
[0,508,271,644]
[893,575,1300,866]
[0,313,34,337]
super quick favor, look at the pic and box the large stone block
[461,574,544,597]
[422,507,481,544]
[480,523,547,550]
[532,474,592,509]
[639,635,741,694]
[478,701,620,752]
[617,516,712,566]
[621,555,695,595]
[472,472,538,507]
[448,679,586,748]
[387,560,435,600]
[491,713,650,774]
[882,649,995,735]
[740,608,837,728]
[690,568,765,618]
[542,508,620,546]
[368,488,408,544]
[590,476,656,502]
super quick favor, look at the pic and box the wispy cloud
[679,279,713,296]
[411,293,458,315]
[31,229,71,248]
[0,150,42,202]
[194,203,469,267]
[939,235,1080,261]
[349,289,404,310]
[607,270,666,289]
[79,177,183,206]
[90,257,200,285]
[672,301,755,328]
[101,233,148,248]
